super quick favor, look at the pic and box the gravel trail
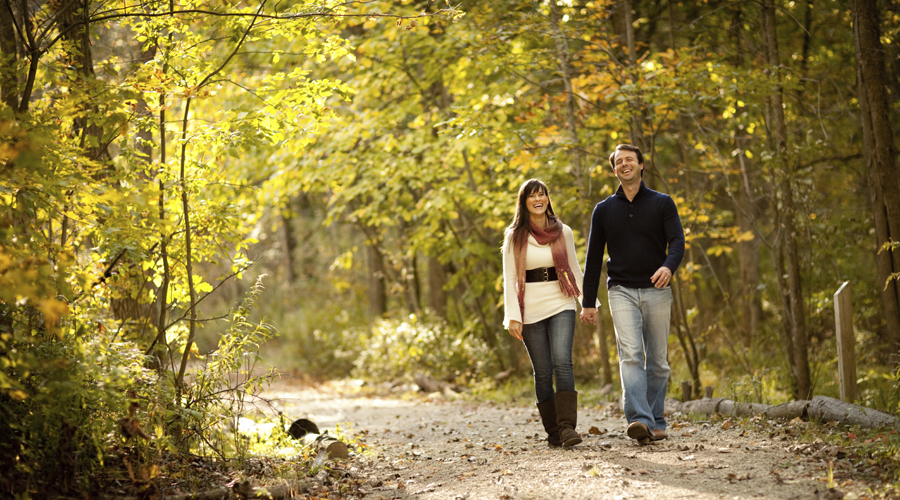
[264,380,879,500]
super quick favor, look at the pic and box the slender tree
[851,0,900,357]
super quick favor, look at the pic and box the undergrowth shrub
[0,330,152,496]
[856,365,900,417]
[351,315,497,384]
[725,368,784,404]
[0,277,284,497]
[177,279,280,459]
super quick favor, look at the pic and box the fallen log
[414,372,447,393]
[734,402,770,417]
[680,397,726,416]
[807,396,900,430]
[414,372,463,397]
[233,480,310,499]
[663,397,679,415]
[104,480,309,500]
[718,400,771,417]
[662,392,899,430]
[765,400,810,420]
[716,400,735,415]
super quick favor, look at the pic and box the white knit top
[502,224,591,327]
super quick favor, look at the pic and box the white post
[833,281,858,403]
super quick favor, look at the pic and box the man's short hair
[608,144,644,170]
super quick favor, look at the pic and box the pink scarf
[513,218,581,320]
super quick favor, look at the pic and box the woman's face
[525,188,549,218]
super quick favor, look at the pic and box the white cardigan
[502,224,590,328]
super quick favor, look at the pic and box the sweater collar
[614,180,647,201]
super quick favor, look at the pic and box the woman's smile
[527,191,549,216]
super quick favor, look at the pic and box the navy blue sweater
[582,181,685,307]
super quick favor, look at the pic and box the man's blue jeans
[608,286,673,431]
[521,310,576,404]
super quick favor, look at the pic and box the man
[580,144,685,445]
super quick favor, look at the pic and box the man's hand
[580,307,597,325]
[651,266,673,288]
[508,320,523,340]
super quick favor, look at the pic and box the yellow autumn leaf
[705,244,733,256]
[735,230,755,242]
[6,390,28,400]
[536,125,560,146]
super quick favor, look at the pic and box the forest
[1,0,899,496]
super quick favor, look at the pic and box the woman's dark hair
[504,178,556,249]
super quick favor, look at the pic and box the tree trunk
[406,252,421,315]
[851,0,900,356]
[735,157,763,346]
[153,18,175,371]
[366,243,387,319]
[550,1,614,385]
[728,7,764,347]
[672,275,700,396]
[176,98,199,391]
[0,0,19,110]
[427,256,447,318]
[761,0,811,397]
[772,236,798,393]
[666,6,703,393]
[282,212,297,284]
[112,39,160,339]
[57,0,94,75]
[621,0,655,187]
[57,0,105,159]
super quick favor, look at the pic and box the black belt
[525,267,558,283]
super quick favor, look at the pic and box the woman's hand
[508,320,523,340]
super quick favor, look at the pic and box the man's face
[613,150,643,183]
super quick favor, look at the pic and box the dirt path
[263,379,877,500]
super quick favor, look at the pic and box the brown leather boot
[555,391,583,447]
[536,398,562,447]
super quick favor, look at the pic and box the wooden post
[834,281,859,403]
[680,380,692,402]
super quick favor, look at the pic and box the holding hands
[580,307,597,325]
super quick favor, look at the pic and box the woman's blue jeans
[521,310,576,404]
[608,286,673,431]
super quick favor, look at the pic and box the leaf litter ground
[260,378,900,500]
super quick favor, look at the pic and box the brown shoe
[651,429,668,441]
[626,421,650,442]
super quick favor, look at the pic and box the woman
[502,178,588,448]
